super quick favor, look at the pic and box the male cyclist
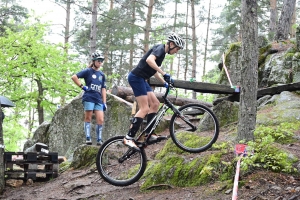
[123,32,185,151]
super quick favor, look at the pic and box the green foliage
[254,122,299,144]
[0,1,29,36]
[240,123,299,173]
[0,21,84,130]
[212,141,233,154]
[3,117,27,151]
[210,0,270,62]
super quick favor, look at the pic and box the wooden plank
[213,82,300,105]
[257,82,300,98]
[149,78,236,94]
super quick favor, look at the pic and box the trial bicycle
[96,84,219,186]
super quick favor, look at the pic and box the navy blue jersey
[76,68,106,104]
[131,44,166,79]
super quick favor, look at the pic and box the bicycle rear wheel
[96,136,147,186]
[169,103,219,153]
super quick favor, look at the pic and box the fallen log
[111,86,134,99]
[111,85,212,107]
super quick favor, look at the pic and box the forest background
[0,0,298,151]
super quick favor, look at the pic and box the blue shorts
[128,72,152,97]
[83,101,104,111]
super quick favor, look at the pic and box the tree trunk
[296,26,300,51]
[237,0,258,142]
[289,5,296,38]
[274,0,296,41]
[269,0,277,40]
[90,0,98,54]
[184,1,189,94]
[60,0,71,107]
[144,0,154,53]
[0,105,4,194]
[170,1,178,74]
[190,0,197,99]
[203,0,211,81]
[36,79,44,125]
[129,1,136,69]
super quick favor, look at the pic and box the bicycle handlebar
[163,83,175,99]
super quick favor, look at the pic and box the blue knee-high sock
[84,122,91,139]
[96,124,103,142]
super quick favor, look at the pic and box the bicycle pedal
[159,136,168,140]
[146,136,168,144]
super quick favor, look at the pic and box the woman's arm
[71,74,84,89]
[102,88,107,103]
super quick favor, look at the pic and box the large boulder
[257,91,300,126]
[26,93,132,159]
[217,40,300,89]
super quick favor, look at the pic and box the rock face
[214,39,300,129]
[257,91,300,126]
[24,93,132,159]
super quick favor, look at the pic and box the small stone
[225,189,232,194]
[26,179,34,185]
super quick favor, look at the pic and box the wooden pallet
[4,152,58,181]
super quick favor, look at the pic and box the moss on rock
[141,139,228,190]
[70,145,98,169]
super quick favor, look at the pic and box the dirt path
[1,130,300,200]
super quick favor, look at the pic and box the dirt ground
[1,129,300,200]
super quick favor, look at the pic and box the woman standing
[71,52,107,146]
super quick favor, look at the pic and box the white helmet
[167,32,185,49]
[91,52,104,61]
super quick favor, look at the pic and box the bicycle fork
[170,104,197,132]
[118,148,138,163]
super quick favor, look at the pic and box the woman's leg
[84,110,93,144]
[83,101,94,144]
[94,109,104,145]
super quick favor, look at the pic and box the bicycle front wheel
[96,136,147,186]
[170,103,219,153]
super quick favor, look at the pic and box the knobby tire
[169,103,219,153]
[96,136,147,186]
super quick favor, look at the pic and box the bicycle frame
[135,85,196,145]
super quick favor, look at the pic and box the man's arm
[154,72,166,84]
[146,55,166,76]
